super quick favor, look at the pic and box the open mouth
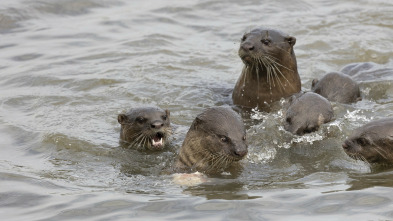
[151,132,164,148]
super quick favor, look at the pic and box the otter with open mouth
[118,107,171,150]
[342,118,393,164]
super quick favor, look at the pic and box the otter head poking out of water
[118,107,171,150]
[232,28,301,111]
[284,92,334,135]
[174,107,248,174]
[342,118,393,164]
[312,72,361,104]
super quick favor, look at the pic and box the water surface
[1,0,393,220]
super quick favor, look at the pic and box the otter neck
[232,60,301,111]
[244,61,300,93]
[244,62,298,85]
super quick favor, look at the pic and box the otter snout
[342,141,350,150]
[151,121,164,129]
[240,42,255,52]
[234,149,248,158]
[232,143,248,159]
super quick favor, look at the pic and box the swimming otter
[311,72,361,103]
[342,118,393,164]
[174,107,248,174]
[284,92,334,135]
[232,28,301,111]
[117,107,171,150]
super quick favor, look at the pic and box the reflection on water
[1,0,393,220]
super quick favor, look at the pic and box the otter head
[118,107,171,150]
[311,72,361,104]
[284,92,334,135]
[232,28,301,111]
[177,107,248,174]
[342,119,393,164]
[192,107,248,161]
[238,28,297,67]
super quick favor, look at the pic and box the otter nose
[234,149,248,157]
[342,142,349,150]
[234,143,248,157]
[151,121,164,129]
[241,42,254,51]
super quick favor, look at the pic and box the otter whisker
[265,53,294,72]
[265,55,291,83]
[373,145,389,160]
[269,60,287,90]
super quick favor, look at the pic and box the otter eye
[357,138,369,146]
[162,115,167,121]
[286,117,292,124]
[136,117,145,124]
[220,136,229,143]
[261,39,270,46]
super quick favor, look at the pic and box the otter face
[177,107,248,174]
[284,93,334,135]
[342,119,393,164]
[118,107,171,150]
[194,107,248,161]
[342,135,384,163]
[238,28,296,66]
[199,125,248,162]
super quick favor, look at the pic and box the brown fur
[232,28,301,111]
[174,107,247,174]
[284,92,334,135]
[343,118,393,164]
[312,72,361,104]
[118,107,171,150]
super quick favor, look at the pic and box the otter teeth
[152,137,163,147]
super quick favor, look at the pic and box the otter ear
[311,79,319,88]
[286,36,296,46]
[288,95,296,104]
[165,109,170,118]
[192,117,203,130]
[118,114,128,124]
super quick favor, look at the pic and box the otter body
[118,107,171,150]
[312,72,361,104]
[284,92,334,135]
[232,28,301,111]
[175,107,248,174]
[343,118,393,164]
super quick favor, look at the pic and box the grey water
[1,0,393,220]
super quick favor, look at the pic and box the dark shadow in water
[118,143,177,177]
[182,180,261,200]
[347,166,393,191]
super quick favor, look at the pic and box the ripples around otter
[1,0,393,220]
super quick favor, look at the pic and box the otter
[174,107,248,174]
[311,72,361,103]
[342,118,393,164]
[232,28,301,111]
[284,92,334,135]
[117,107,171,150]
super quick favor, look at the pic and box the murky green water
[1,0,393,220]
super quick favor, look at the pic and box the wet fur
[284,92,334,135]
[174,107,248,174]
[312,72,361,104]
[343,118,393,164]
[118,107,171,150]
[232,28,301,111]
